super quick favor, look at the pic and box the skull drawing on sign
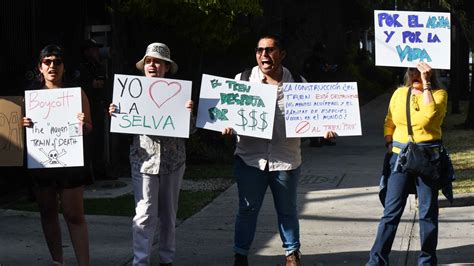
[40,148,67,166]
[48,150,59,163]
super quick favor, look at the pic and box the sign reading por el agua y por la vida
[110,74,192,138]
[374,10,451,69]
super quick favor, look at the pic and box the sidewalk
[165,93,474,265]
[0,93,473,265]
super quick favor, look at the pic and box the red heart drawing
[148,80,182,109]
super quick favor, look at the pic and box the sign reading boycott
[374,10,451,69]
[24,88,84,169]
[110,74,192,138]
[283,82,362,137]
[196,74,277,139]
[0,96,24,166]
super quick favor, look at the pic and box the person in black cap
[77,38,108,180]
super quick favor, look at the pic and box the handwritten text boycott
[24,88,84,169]
[283,82,362,137]
[196,74,277,139]
[110,74,192,138]
[374,10,451,69]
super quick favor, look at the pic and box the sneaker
[285,250,301,266]
[234,253,249,266]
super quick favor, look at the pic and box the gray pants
[132,164,185,265]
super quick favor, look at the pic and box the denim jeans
[233,156,301,256]
[367,153,439,266]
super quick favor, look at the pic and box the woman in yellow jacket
[367,62,447,265]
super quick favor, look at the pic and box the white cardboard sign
[283,82,362,137]
[196,74,277,139]
[374,10,451,69]
[110,74,192,138]
[24,88,84,169]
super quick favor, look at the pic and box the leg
[157,164,185,264]
[132,171,159,266]
[415,176,439,265]
[233,156,269,256]
[368,154,412,265]
[34,187,63,264]
[268,167,301,255]
[61,186,90,266]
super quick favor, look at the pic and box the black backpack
[239,68,302,82]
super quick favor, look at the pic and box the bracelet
[385,141,392,148]
[424,82,431,85]
[423,87,431,91]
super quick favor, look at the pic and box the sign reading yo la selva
[110,74,192,138]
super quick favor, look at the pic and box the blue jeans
[367,153,439,266]
[233,156,301,256]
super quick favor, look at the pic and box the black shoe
[234,253,248,266]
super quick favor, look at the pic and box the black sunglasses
[41,58,63,66]
[255,46,277,54]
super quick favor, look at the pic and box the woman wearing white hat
[110,42,194,266]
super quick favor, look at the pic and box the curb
[438,192,474,208]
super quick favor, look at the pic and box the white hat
[136,42,178,75]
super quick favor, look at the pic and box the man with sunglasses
[223,34,336,266]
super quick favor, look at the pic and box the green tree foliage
[111,0,262,51]
[444,0,474,48]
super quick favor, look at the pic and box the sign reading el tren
[374,10,451,69]
[196,74,277,139]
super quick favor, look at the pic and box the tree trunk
[464,57,474,129]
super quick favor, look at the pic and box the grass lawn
[443,101,474,194]
[6,162,234,220]
[9,190,223,220]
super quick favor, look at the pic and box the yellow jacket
[384,86,447,153]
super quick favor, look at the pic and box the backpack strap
[290,69,302,82]
[240,68,252,81]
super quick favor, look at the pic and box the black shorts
[29,166,91,189]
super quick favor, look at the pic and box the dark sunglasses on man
[255,46,276,55]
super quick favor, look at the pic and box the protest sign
[24,88,84,169]
[196,74,277,139]
[0,96,23,166]
[283,82,361,137]
[110,74,192,138]
[374,10,451,69]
